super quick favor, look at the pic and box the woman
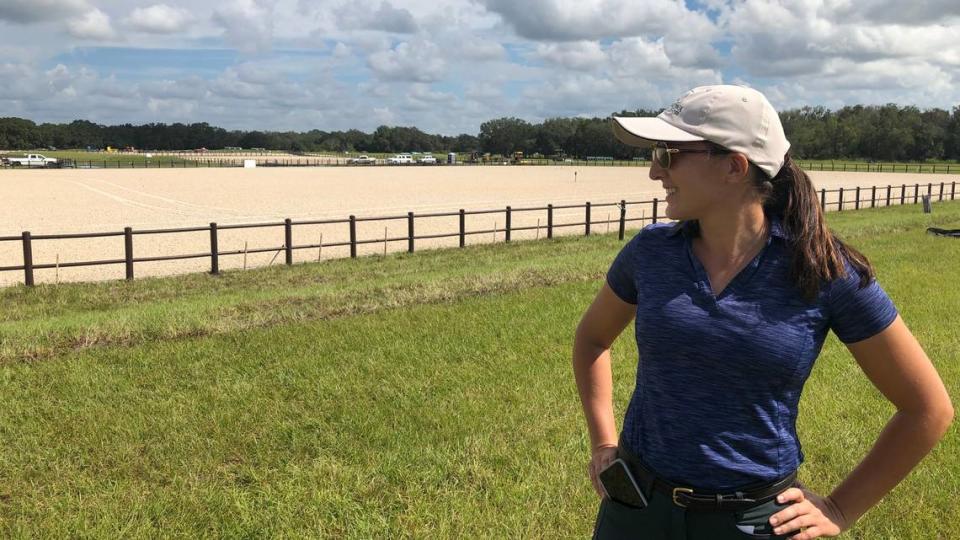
[572,85,953,539]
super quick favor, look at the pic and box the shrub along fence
[1,181,956,287]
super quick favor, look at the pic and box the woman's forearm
[572,338,618,450]
[828,408,953,526]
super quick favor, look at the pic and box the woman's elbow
[921,393,955,438]
[935,398,954,436]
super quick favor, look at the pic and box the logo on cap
[668,100,683,116]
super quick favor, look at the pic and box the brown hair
[754,153,875,301]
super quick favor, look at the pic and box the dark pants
[593,478,795,540]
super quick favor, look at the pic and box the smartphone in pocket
[599,458,648,509]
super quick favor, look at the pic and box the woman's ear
[724,153,751,183]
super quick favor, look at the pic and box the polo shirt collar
[666,215,790,240]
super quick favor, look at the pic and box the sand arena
[1,166,951,286]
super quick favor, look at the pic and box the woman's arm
[573,283,636,495]
[770,315,954,538]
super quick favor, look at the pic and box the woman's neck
[694,205,769,263]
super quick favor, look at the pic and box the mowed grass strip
[0,202,957,537]
[0,150,191,165]
[3,201,960,364]
[0,231,623,362]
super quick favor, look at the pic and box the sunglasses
[651,142,728,169]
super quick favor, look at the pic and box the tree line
[2,103,960,161]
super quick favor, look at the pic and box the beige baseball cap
[612,85,791,178]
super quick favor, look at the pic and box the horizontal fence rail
[1,181,955,287]
[4,157,960,172]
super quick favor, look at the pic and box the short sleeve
[827,262,898,344]
[606,232,641,304]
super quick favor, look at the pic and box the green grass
[1,150,191,166]
[1,202,958,537]
[795,159,960,174]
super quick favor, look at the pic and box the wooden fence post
[838,187,844,211]
[21,231,33,287]
[618,200,626,240]
[124,227,134,279]
[952,181,956,200]
[284,219,293,265]
[821,188,826,212]
[871,185,876,208]
[505,206,512,243]
[913,183,919,205]
[209,223,219,274]
[855,186,860,210]
[547,204,553,239]
[407,212,414,253]
[459,209,466,247]
[585,202,591,236]
[349,215,357,258]
[652,198,659,223]
[939,182,944,201]
[886,185,891,206]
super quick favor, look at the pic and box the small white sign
[243,159,257,168]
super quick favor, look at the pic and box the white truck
[387,153,414,164]
[347,155,377,165]
[3,153,59,167]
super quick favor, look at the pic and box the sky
[2,0,960,135]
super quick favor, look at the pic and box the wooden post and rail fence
[2,180,956,287]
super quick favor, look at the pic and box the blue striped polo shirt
[606,217,898,491]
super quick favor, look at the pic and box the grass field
[793,159,960,174]
[0,150,191,165]
[0,201,958,537]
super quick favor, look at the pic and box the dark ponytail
[756,154,875,301]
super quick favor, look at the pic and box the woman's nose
[649,159,664,181]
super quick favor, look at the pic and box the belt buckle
[672,487,694,507]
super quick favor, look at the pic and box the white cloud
[367,40,446,82]
[126,4,193,34]
[459,38,506,61]
[334,0,418,33]
[825,0,960,25]
[408,83,455,104]
[3,0,960,135]
[476,0,718,42]
[67,8,116,41]
[212,0,275,53]
[724,0,960,82]
[333,42,351,58]
[372,106,396,125]
[0,0,88,24]
[141,78,208,100]
[465,82,502,101]
[535,41,606,71]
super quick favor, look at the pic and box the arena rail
[4,157,959,172]
[0,181,955,287]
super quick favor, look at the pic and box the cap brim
[611,116,704,146]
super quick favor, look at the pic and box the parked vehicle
[418,154,437,165]
[347,155,377,165]
[387,154,414,164]
[3,153,58,167]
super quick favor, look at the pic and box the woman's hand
[768,487,849,539]
[588,444,619,497]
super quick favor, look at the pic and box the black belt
[618,446,796,512]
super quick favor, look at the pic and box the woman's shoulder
[617,222,685,259]
[632,221,684,244]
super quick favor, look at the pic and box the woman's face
[648,141,733,222]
